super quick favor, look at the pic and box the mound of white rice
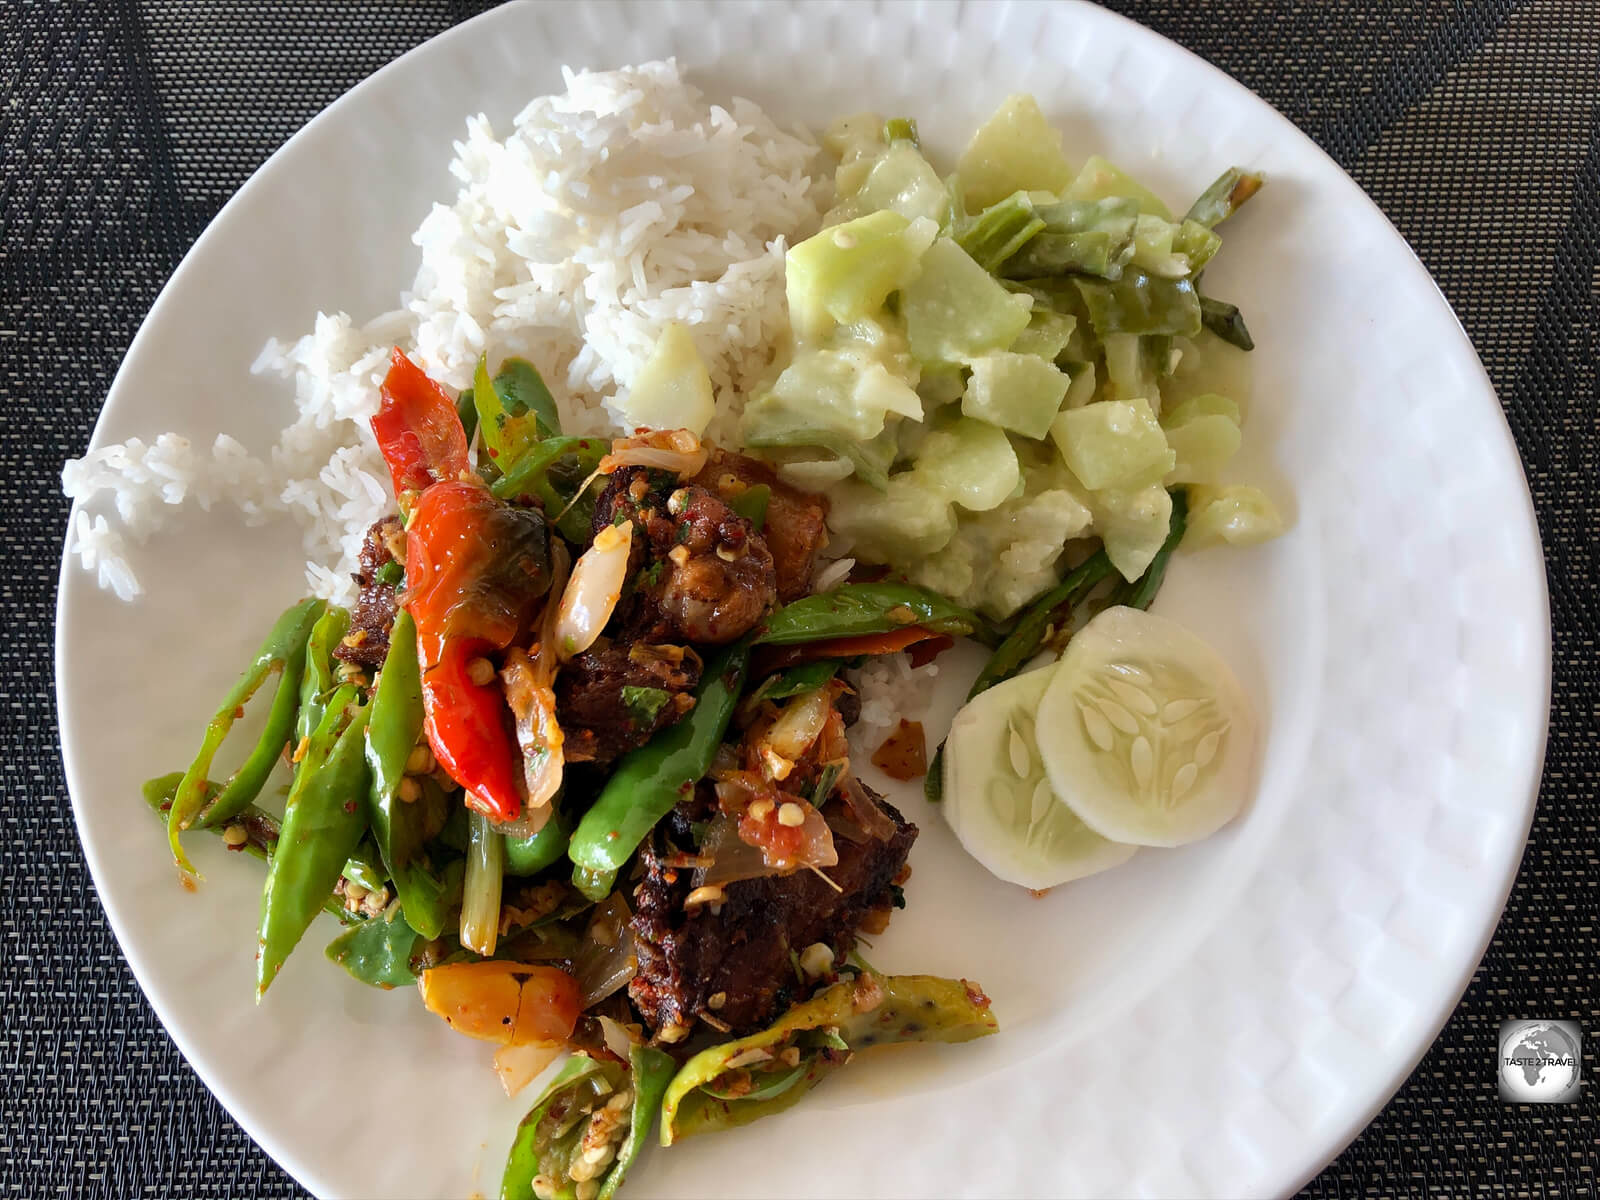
[63,60,827,606]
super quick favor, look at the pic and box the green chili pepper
[756,583,984,646]
[167,598,325,876]
[455,388,481,446]
[297,606,350,744]
[568,640,751,876]
[1184,166,1263,229]
[363,609,449,940]
[660,972,996,1144]
[256,692,372,1000]
[505,805,571,877]
[490,435,609,542]
[501,1044,676,1200]
[726,483,770,529]
[325,911,421,988]
[143,772,369,923]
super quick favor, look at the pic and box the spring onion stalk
[461,810,505,957]
[956,192,1046,273]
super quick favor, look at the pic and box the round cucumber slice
[943,666,1137,889]
[1037,606,1255,847]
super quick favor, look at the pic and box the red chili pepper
[754,625,941,673]
[406,481,551,822]
[371,347,471,499]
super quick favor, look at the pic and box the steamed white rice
[62,60,827,607]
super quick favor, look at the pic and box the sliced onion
[838,771,899,842]
[555,520,631,662]
[499,543,571,826]
[571,894,638,1010]
[696,814,787,889]
[493,1042,563,1098]
[764,688,832,763]
[597,1014,640,1060]
[599,429,707,478]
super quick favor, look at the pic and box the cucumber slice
[944,666,1137,889]
[1037,607,1256,847]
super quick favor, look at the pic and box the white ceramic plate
[57,3,1550,1197]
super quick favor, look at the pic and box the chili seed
[684,885,726,910]
[397,776,422,804]
[405,744,434,775]
[707,991,727,1010]
[221,825,249,848]
[798,942,834,978]
[466,657,496,686]
[777,802,806,827]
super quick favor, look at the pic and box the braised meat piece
[555,643,702,764]
[592,467,777,644]
[628,794,917,1035]
[333,515,404,669]
[693,449,829,602]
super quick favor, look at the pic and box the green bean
[1184,167,1263,229]
[755,582,985,646]
[1199,296,1255,351]
[504,804,571,877]
[568,640,750,876]
[490,435,609,542]
[341,838,388,895]
[1074,269,1202,338]
[256,692,371,1000]
[143,772,367,923]
[364,609,449,940]
[957,191,1045,273]
[1109,487,1188,612]
[296,605,350,745]
[168,598,325,877]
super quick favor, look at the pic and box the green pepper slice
[755,583,984,646]
[500,1045,676,1200]
[660,972,997,1144]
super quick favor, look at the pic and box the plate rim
[54,2,1553,1196]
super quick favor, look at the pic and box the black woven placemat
[4,2,1595,1196]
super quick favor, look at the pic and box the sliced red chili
[371,347,471,499]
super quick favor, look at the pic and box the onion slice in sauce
[555,520,631,661]
[571,894,638,1010]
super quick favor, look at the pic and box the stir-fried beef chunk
[693,449,829,602]
[555,643,702,764]
[628,793,917,1035]
[333,516,403,669]
[592,466,778,644]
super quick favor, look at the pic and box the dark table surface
[5,2,1597,1196]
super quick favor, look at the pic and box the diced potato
[1186,485,1285,547]
[418,962,581,1047]
[1062,361,1097,410]
[913,417,1021,512]
[1063,155,1173,219]
[1093,483,1174,581]
[786,211,938,340]
[917,364,968,408]
[828,474,956,561]
[847,142,949,224]
[824,111,890,198]
[1051,397,1174,491]
[619,322,715,436]
[1162,393,1242,485]
[1010,309,1078,363]
[900,238,1032,367]
[1100,332,1162,405]
[957,94,1075,210]
[963,351,1071,440]
[744,342,922,446]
